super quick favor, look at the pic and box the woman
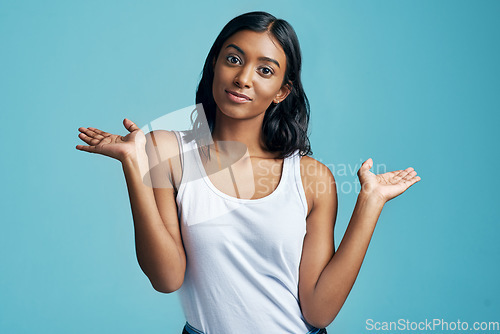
[76,11,420,334]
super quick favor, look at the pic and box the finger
[123,118,139,132]
[402,170,417,181]
[384,170,402,178]
[78,127,105,140]
[78,132,100,146]
[360,158,373,171]
[88,127,111,137]
[404,171,421,184]
[392,169,408,181]
[404,175,421,188]
[75,144,98,153]
[394,167,414,180]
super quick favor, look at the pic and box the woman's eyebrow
[259,56,280,68]
[226,44,245,55]
[226,44,281,68]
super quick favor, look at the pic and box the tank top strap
[288,149,309,217]
[172,130,185,170]
[172,130,205,196]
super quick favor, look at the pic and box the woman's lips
[225,90,252,103]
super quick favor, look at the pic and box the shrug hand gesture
[76,118,145,162]
[357,158,421,203]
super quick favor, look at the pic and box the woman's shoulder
[299,155,337,214]
[144,129,183,192]
[144,129,183,160]
[299,155,335,182]
[144,129,179,146]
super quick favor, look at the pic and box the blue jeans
[181,321,327,334]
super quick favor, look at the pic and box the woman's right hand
[76,118,146,162]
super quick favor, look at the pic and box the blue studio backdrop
[1,0,499,333]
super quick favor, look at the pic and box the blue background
[1,0,499,333]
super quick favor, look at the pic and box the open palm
[357,158,421,202]
[76,118,145,162]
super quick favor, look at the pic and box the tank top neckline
[191,141,292,204]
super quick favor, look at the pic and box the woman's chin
[215,105,261,121]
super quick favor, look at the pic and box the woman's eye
[226,55,240,64]
[260,67,273,76]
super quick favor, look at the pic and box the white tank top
[173,130,318,334]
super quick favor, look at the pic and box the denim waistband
[183,322,204,334]
[308,327,327,334]
[182,321,327,334]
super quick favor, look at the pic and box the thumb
[123,118,139,132]
[361,158,373,171]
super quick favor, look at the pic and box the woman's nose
[233,65,253,88]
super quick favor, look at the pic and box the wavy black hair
[191,11,312,158]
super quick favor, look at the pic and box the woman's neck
[211,108,277,159]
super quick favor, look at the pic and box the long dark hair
[191,11,312,158]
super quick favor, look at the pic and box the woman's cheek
[256,83,278,105]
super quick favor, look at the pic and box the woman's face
[212,29,290,121]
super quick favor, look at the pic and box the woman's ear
[273,82,292,104]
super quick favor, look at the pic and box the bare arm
[301,190,383,328]
[76,120,186,293]
[299,158,420,328]
[122,148,186,293]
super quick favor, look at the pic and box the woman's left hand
[357,158,421,203]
